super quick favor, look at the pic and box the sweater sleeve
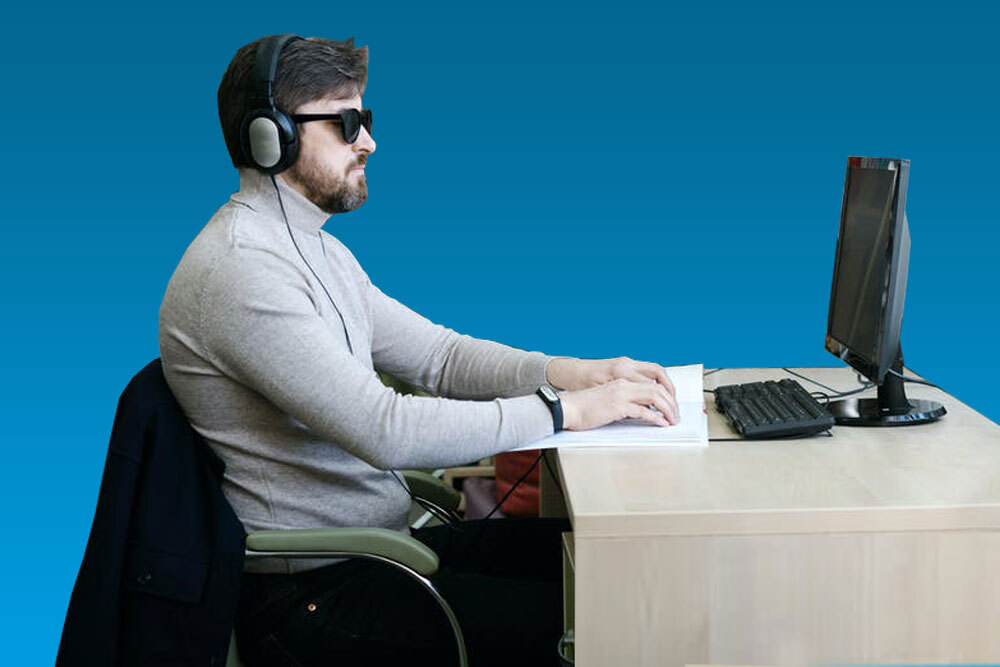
[199,245,554,470]
[366,277,557,400]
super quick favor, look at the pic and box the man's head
[218,36,376,214]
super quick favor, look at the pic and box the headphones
[240,34,304,174]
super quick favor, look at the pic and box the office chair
[226,469,468,667]
[59,358,469,667]
[227,371,469,666]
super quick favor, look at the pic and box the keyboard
[713,379,835,439]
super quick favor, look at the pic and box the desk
[540,367,1000,666]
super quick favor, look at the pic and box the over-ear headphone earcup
[241,109,299,174]
[272,110,299,171]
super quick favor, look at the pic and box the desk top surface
[557,367,1000,538]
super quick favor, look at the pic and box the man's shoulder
[163,202,301,313]
[219,198,290,250]
[319,230,368,279]
[318,229,352,255]
[179,200,293,267]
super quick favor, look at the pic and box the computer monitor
[824,156,945,426]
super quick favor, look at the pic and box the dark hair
[217,36,369,169]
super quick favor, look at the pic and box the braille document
[513,363,708,450]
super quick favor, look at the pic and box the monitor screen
[827,166,899,363]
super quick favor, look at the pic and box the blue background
[2,0,998,662]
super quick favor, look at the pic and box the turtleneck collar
[231,168,331,234]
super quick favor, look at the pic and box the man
[159,34,678,666]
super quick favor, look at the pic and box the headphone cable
[270,174,353,355]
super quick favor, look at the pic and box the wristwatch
[536,385,563,432]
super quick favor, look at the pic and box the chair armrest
[402,470,461,512]
[378,372,431,397]
[246,527,440,576]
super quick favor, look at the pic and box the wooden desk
[541,367,1000,666]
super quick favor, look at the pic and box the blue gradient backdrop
[1,1,997,662]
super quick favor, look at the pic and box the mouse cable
[270,174,353,355]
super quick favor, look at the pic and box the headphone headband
[241,33,304,174]
[251,33,302,109]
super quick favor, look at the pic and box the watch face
[539,385,558,402]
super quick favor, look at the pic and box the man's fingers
[647,390,679,425]
[625,402,669,427]
[626,371,656,384]
[613,359,675,399]
[635,363,675,397]
[624,381,679,424]
[654,393,680,425]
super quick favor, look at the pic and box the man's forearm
[436,334,557,400]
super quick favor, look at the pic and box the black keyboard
[713,379,835,439]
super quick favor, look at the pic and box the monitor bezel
[824,156,911,383]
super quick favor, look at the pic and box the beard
[286,156,368,215]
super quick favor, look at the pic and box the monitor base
[829,350,947,426]
[828,397,947,426]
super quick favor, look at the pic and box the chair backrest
[57,359,246,667]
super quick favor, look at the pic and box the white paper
[511,363,708,451]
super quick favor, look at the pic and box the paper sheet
[511,363,708,451]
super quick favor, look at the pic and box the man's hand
[560,378,678,430]
[546,356,676,397]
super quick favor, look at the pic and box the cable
[392,448,545,532]
[389,470,467,533]
[706,369,870,399]
[482,451,544,521]
[541,451,563,497]
[270,175,354,355]
[886,368,938,387]
[818,385,869,399]
[709,429,832,442]
[271,175,544,530]
[449,451,546,569]
[780,367,852,394]
[781,367,873,397]
[809,391,831,407]
[705,382,851,405]
[703,368,725,376]
[785,366,937,394]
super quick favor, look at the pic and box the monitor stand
[827,353,946,426]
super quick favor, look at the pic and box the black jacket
[57,359,246,666]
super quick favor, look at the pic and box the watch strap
[536,386,563,432]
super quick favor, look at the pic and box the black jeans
[234,518,572,667]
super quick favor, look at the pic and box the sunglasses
[291,108,373,144]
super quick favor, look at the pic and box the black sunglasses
[291,108,373,144]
